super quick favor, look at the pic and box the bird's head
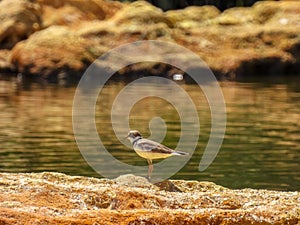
[126,130,142,143]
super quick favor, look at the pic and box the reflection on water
[0,75,299,191]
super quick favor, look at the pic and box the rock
[111,1,173,27]
[254,1,300,26]
[211,7,254,25]
[172,1,300,78]
[38,0,123,28]
[6,0,300,81]
[165,5,221,29]
[0,50,14,73]
[115,174,156,189]
[208,1,300,27]
[0,172,299,224]
[10,26,106,82]
[154,180,183,192]
[0,0,42,49]
[41,4,91,28]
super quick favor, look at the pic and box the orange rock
[0,173,298,225]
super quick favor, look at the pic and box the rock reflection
[0,78,299,191]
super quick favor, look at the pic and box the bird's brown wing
[138,139,175,154]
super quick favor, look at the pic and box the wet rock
[0,0,42,49]
[0,172,299,225]
[10,26,106,81]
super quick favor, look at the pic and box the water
[0,75,299,191]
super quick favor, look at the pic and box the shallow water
[0,75,299,191]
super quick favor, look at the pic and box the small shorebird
[126,130,189,180]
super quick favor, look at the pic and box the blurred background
[0,0,299,191]
[118,0,260,11]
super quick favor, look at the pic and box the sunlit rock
[38,0,122,28]
[165,5,221,28]
[10,26,106,81]
[0,0,41,49]
[4,0,300,80]
[0,172,298,224]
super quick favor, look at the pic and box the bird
[126,130,189,180]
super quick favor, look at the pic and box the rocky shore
[0,172,299,224]
[0,0,300,82]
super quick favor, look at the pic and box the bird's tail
[172,151,189,156]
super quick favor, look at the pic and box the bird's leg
[147,159,153,181]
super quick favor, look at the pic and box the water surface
[0,75,299,191]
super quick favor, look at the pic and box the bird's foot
[146,176,151,182]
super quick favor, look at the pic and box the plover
[126,130,189,180]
